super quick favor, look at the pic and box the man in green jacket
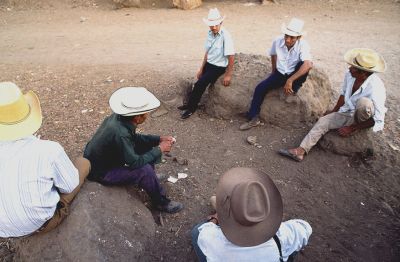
[84,87,183,213]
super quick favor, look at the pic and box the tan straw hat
[216,167,283,247]
[0,82,42,141]
[203,8,225,27]
[109,87,160,116]
[344,48,386,73]
[281,18,305,37]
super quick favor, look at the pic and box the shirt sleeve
[223,30,235,56]
[276,219,312,261]
[119,135,162,169]
[269,38,278,56]
[52,143,79,194]
[340,72,351,96]
[204,33,211,52]
[371,82,387,132]
[299,40,312,61]
[136,133,160,147]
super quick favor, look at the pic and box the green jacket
[84,114,161,181]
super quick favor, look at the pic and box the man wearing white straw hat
[279,48,387,162]
[240,18,313,130]
[0,82,90,237]
[191,167,312,262]
[179,7,235,119]
[84,87,183,213]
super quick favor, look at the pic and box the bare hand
[338,126,355,137]
[196,70,203,80]
[207,213,218,224]
[160,136,174,143]
[283,80,294,95]
[222,75,231,86]
[159,140,173,153]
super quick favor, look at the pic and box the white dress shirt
[197,219,312,262]
[269,35,312,75]
[205,27,235,67]
[0,136,79,237]
[339,71,387,132]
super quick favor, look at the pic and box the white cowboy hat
[109,87,160,116]
[344,48,386,73]
[0,82,42,141]
[203,8,225,26]
[281,18,305,37]
[216,167,283,247]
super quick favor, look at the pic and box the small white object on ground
[178,173,188,179]
[167,176,178,183]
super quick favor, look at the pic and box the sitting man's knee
[355,97,374,122]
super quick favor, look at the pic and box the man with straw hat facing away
[240,18,313,130]
[178,7,235,119]
[0,82,90,237]
[84,87,183,213]
[191,167,312,262]
[279,48,387,162]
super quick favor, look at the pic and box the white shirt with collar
[205,27,235,67]
[339,71,387,132]
[197,219,312,262]
[0,136,79,237]
[269,35,312,75]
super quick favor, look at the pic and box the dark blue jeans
[247,62,309,120]
[187,62,226,112]
[100,164,168,206]
[191,222,208,262]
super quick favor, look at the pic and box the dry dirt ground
[0,0,399,261]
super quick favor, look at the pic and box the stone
[205,53,335,128]
[13,182,155,261]
[318,129,379,156]
[172,0,201,10]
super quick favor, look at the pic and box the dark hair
[119,114,145,122]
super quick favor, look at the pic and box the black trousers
[187,62,226,112]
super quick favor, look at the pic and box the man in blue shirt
[179,8,235,119]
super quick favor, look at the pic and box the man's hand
[222,75,231,86]
[283,80,294,95]
[338,126,355,137]
[160,136,175,143]
[159,140,173,153]
[196,70,203,80]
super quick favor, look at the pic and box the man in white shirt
[191,167,312,262]
[279,48,386,162]
[0,82,90,237]
[179,8,235,119]
[240,18,313,130]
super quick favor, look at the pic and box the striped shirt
[0,136,79,237]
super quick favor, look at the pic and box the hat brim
[281,23,304,37]
[0,91,42,141]
[203,15,225,26]
[344,48,386,73]
[216,168,283,247]
[109,87,160,116]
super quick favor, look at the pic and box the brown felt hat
[216,167,283,247]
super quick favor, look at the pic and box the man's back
[0,136,78,237]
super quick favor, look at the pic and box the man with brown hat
[0,82,90,237]
[279,48,386,162]
[191,167,312,261]
[84,87,183,214]
[240,18,313,130]
[178,7,235,119]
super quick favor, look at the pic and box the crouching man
[84,87,183,213]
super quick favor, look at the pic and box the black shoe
[177,104,188,110]
[181,110,193,119]
[156,201,183,214]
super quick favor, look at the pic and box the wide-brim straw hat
[344,48,386,73]
[216,167,283,247]
[203,8,225,26]
[109,87,160,116]
[0,82,42,141]
[281,17,305,37]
